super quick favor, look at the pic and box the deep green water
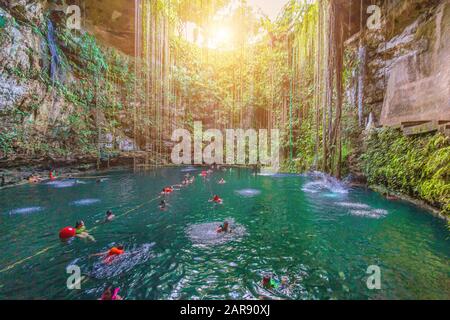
[0,167,448,300]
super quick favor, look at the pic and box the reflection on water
[235,189,261,198]
[70,199,101,206]
[8,207,44,215]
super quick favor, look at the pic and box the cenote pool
[0,167,448,300]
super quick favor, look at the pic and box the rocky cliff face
[0,1,139,164]
[345,0,450,127]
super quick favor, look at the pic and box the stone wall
[345,0,450,127]
[0,1,139,162]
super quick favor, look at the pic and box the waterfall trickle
[47,20,60,84]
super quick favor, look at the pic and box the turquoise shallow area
[0,167,448,300]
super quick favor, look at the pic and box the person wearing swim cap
[75,220,95,242]
[100,286,123,300]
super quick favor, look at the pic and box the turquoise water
[0,167,448,300]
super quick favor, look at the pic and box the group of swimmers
[262,274,289,291]
[58,164,286,299]
[158,173,196,210]
[71,215,124,299]
[27,170,56,184]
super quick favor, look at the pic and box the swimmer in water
[216,221,230,233]
[278,276,291,293]
[262,274,278,290]
[159,200,168,211]
[49,170,56,181]
[209,195,223,204]
[100,286,123,300]
[218,178,226,184]
[91,245,125,264]
[104,210,115,222]
[28,174,41,184]
[75,220,96,242]
[161,187,173,195]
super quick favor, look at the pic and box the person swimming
[105,210,115,222]
[49,170,56,181]
[278,276,290,292]
[28,174,41,184]
[75,220,95,242]
[209,195,223,204]
[100,286,122,300]
[218,178,226,184]
[91,245,125,264]
[262,274,279,290]
[159,200,168,211]
[161,187,174,195]
[216,221,230,233]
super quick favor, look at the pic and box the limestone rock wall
[346,0,450,127]
[0,1,137,162]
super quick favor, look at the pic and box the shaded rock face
[80,0,136,56]
[0,7,74,134]
[380,2,450,125]
[0,0,45,25]
[345,0,450,127]
[0,3,138,162]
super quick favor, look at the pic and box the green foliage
[0,129,17,156]
[362,128,450,215]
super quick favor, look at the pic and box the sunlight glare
[208,26,233,49]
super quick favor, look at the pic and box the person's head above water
[262,275,271,286]
[75,220,85,229]
[106,210,113,217]
[102,286,113,300]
